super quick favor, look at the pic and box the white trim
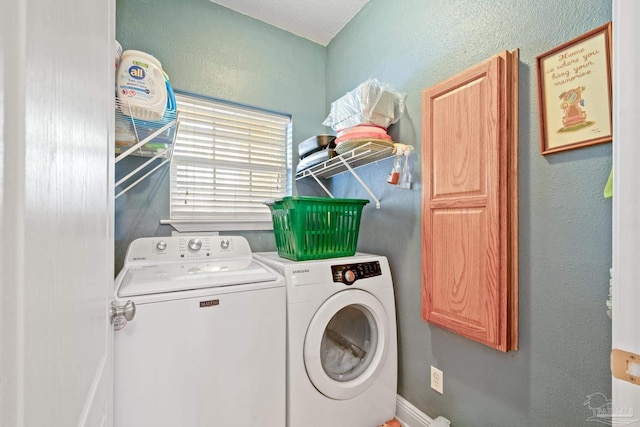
[395,395,433,427]
[160,219,273,232]
[1,0,27,425]
[395,395,452,427]
[612,0,640,413]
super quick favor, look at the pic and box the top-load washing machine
[254,252,398,427]
[113,235,286,427]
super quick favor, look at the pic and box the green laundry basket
[265,196,369,261]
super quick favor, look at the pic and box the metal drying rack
[295,140,396,209]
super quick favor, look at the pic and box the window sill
[160,219,273,233]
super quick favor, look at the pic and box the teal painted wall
[116,0,613,425]
[326,0,612,425]
[114,0,327,273]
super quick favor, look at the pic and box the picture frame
[536,22,612,155]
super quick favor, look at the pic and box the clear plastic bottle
[398,148,414,189]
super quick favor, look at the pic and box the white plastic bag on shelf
[323,78,406,131]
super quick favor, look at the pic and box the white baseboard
[395,395,433,427]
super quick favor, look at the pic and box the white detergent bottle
[116,50,167,121]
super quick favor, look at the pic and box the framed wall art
[536,22,612,155]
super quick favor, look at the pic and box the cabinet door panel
[431,77,487,200]
[422,51,517,352]
[429,208,498,344]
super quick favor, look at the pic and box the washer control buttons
[156,241,167,251]
[188,238,202,253]
[331,261,382,285]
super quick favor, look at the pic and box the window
[169,92,291,231]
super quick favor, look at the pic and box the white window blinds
[170,93,291,225]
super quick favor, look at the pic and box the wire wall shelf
[295,140,397,208]
[114,97,178,199]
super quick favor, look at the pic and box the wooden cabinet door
[421,51,518,352]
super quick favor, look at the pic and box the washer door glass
[304,289,389,400]
[321,305,377,382]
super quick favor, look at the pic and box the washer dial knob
[343,269,357,285]
[220,239,230,250]
[156,241,167,251]
[188,238,202,253]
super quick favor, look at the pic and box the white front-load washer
[254,252,398,427]
[114,236,286,427]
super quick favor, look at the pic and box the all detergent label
[128,65,146,80]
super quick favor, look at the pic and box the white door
[0,0,115,426]
[304,290,390,400]
[612,0,640,422]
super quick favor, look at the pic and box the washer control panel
[125,236,249,263]
[178,237,214,259]
[331,261,382,285]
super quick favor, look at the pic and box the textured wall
[325,0,613,425]
[114,0,327,274]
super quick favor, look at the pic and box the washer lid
[117,257,277,297]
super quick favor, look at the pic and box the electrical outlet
[431,366,444,394]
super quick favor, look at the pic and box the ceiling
[209,0,370,46]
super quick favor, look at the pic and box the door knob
[110,300,136,325]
